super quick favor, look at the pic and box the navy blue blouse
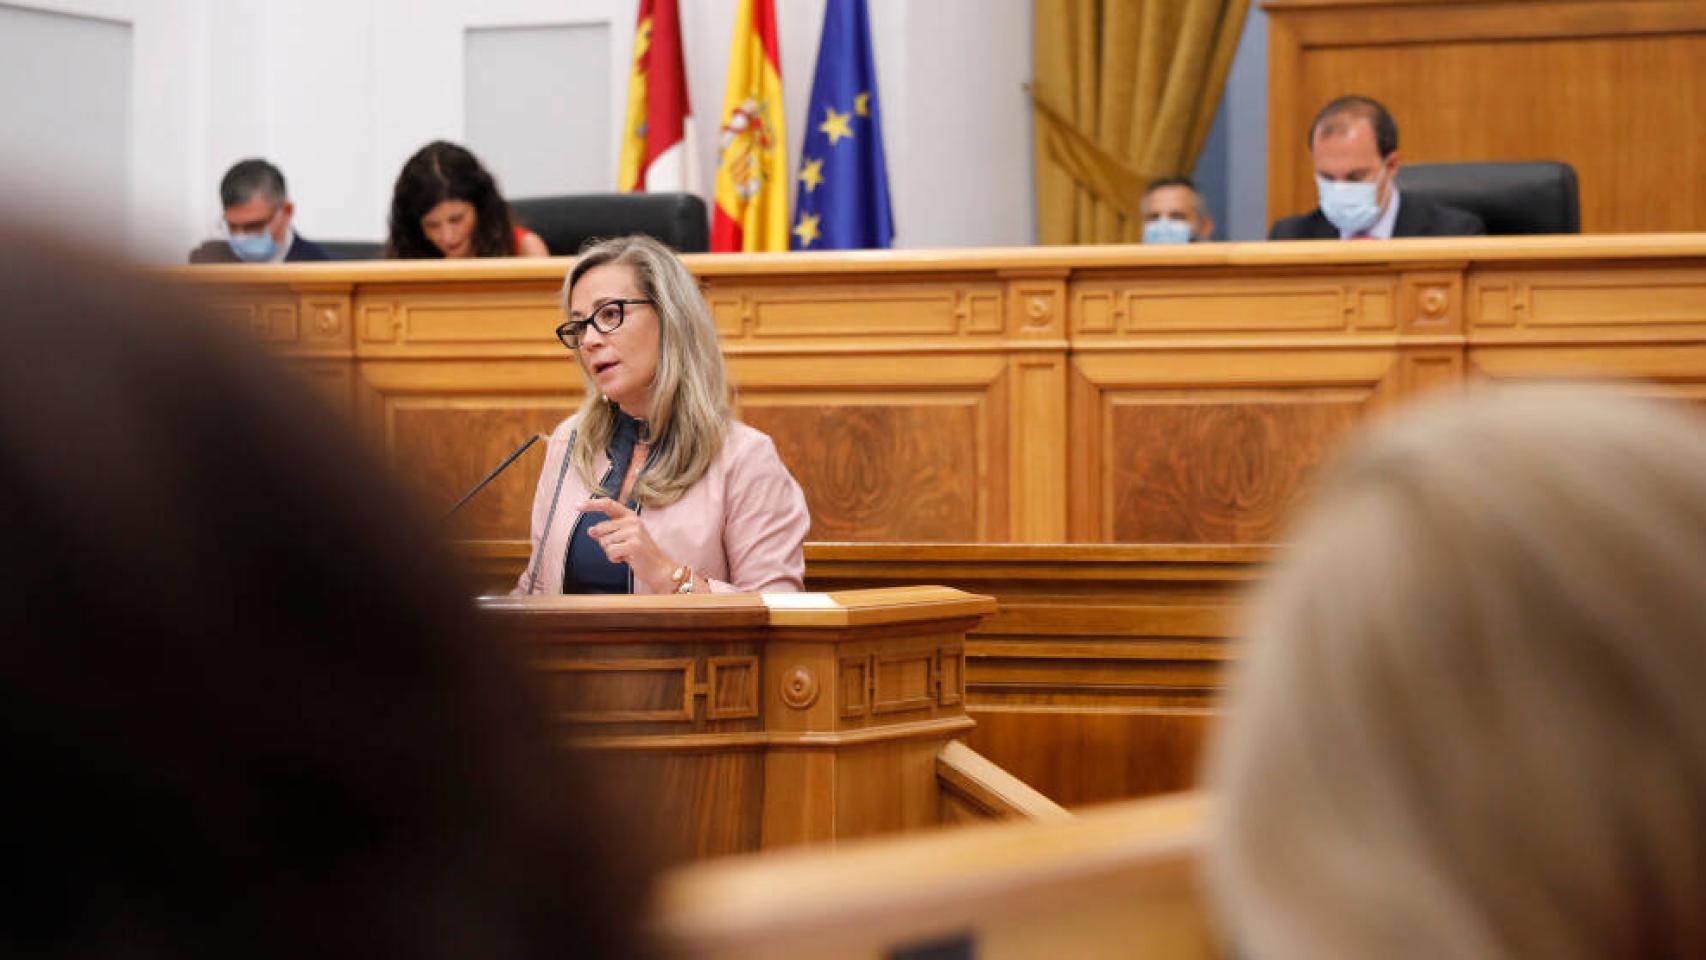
[562,411,649,594]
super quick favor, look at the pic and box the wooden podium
[478,586,996,861]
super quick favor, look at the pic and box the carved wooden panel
[938,645,964,706]
[388,399,576,540]
[873,652,936,715]
[706,278,1009,342]
[1105,390,1368,543]
[1073,274,1398,337]
[169,241,1706,552]
[706,656,760,720]
[840,655,871,718]
[211,297,301,346]
[536,657,694,723]
[1467,266,1706,404]
[1470,269,1706,338]
[740,395,992,542]
[355,284,563,353]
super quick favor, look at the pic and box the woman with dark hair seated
[0,222,647,958]
[386,140,549,259]
[514,234,811,596]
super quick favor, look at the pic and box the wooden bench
[653,791,1216,960]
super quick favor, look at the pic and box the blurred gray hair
[1209,384,1706,959]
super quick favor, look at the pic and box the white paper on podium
[760,592,840,609]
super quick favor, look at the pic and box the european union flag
[791,0,893,250]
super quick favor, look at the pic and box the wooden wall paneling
[199,282,357,414]
[512,611,775,862]
[293,286,356,356]
[1067,265,1410,543]
[1467,260,1706,406]
[1071,350,1392,543]
[711,270,1021,542]
[347,278,579,538]
[168,239,1706,551]
[353,280,566,358]
[728,354,1011,543]
[968,710,1216,806]
[1264,0,1706,233]
[1395,266,1469,397]
[758,637,841,848]
[802,544,1266,805]
[1067,354,1105,542]
[356,357,582,541]
[1007,353,1068,541]
[700,272,1013,345]
[758,603,988,849]
[1002,269,1071,541]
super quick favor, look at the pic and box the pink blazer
[513,416,810,595]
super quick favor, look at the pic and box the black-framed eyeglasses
[555,298,654,350]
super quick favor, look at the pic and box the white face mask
[1316,172,1385,235]
[1143,217,1195,245]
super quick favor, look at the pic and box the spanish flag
[618,0,695,192]
[711,0,788,252]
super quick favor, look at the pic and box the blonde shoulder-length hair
[1207,384,1706,960]
[562,234,730,507]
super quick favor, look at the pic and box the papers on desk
[760,592,839,609]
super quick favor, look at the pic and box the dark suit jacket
[188,233,333,264]
[1268,195,1486,240]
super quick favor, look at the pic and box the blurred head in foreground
[0,223,646,957]
[1208,385,1706,960]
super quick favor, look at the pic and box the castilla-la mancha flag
[618,0,695,193]
[711,0,788,251]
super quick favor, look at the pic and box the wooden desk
[167,236,1706,552]
[479,586,996,861]
[469,542,1261,808]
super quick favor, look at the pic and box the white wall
[0,3,132,243]
[0,0,1034,261]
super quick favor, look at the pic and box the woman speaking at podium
[514,235,810,596]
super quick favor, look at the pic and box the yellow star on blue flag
[791,0,893,250]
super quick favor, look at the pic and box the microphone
[444,433,548,519]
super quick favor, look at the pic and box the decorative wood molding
[172,237,1706,548]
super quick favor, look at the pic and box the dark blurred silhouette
[0,222,649,958]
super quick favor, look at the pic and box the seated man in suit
[189,159,331,263]
[1140,177,1216,244]
[1269,96,1485,241]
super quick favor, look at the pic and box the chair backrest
[1396,161,1581,235]
[510,192,711,256]
[317,240,385,260]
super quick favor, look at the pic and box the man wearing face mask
[189,159,331,264]
[1269,96,1484,241]
[1141,177,1216,244]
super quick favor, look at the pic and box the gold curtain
[1033,0,1249,244]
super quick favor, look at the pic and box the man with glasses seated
[189,159,331,264]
